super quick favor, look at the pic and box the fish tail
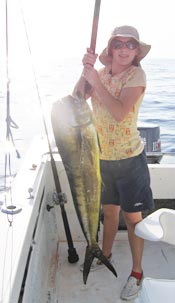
[83,244,117,284]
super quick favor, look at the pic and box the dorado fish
[51,94,117,284]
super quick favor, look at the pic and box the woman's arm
[72,48,98,100]
[83,64,144,122]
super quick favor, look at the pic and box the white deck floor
[55,232,175,303]
[1,140,174,303]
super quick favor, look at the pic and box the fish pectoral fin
[83,244,117,285]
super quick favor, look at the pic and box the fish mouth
[72,116,92,128]
[72,95,93,128]
[72,122,91,128]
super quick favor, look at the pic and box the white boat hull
[0,136,175,303]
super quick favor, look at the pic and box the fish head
[72,92,92,128]
[52,94,93,129]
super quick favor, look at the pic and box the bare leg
[102,204,120,257]
[122,211,143,273]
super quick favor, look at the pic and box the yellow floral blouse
[91,65,146,160]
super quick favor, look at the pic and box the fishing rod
[20,0,101,262]
[72,0,101,242]
[89,0,101,52]
[5,0,20,160]
[84,0,101,93]
[20,4,79,263]
[2,0,21,225]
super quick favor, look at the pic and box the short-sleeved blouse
[91,65,146,160]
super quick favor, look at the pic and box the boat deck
[54,232,175,303]
[1,137,175,303]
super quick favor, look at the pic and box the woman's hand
[82,48,98,67]
[82,64,100,88]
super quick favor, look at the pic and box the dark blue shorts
[100,151,154,212]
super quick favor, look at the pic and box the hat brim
[99,35,151,66]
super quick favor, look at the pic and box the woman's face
[110,37,139,66]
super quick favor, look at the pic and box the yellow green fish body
[51,94,117,284]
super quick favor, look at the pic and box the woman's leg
[122,211,143,273]
[102,204,120,257]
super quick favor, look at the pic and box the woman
[73,25,154,301]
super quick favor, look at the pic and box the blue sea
[0,57,175,187]
[141,58,175,152]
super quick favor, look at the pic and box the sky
[23,0,175,59]
[1,0,175,64]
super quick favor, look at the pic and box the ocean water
[141,58,175,152]
[0,57,175,186]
